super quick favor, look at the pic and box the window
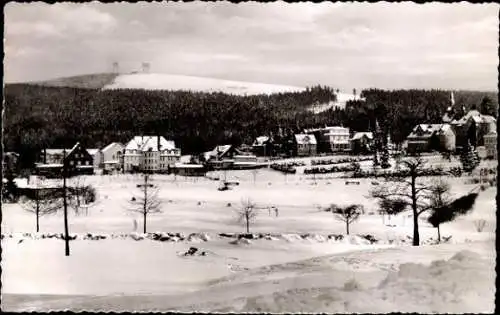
[70,161,74,166]
[78,161,81,165]
[86,161,90,165]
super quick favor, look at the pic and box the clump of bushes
[270,163,297,174]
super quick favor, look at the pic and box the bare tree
[235,198,258,234]
[427,179,451,243]
[378,198,407,225]
[370,157,435,246]
[428,187,479,243]
[127,174,162,233]
[20,187,61,232]
[330,204,364,235]
[68,176,98,216]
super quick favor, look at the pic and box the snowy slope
[308,92,364,113]
[102,73,306,96]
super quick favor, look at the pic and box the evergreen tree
[460,141,480,173]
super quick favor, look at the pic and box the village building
[484,130,497,160]
[252,136,274,156]
[450,109,496,150]
[86,149,102,171]
[406,124,455,154]
[325,127,350,152]
[350,132,374,154]
[100,142,125,172]
[294,134,317,157]
[204,145,258,169]
[304,126,350,153]
[123,136,180,173]
[37,142,94,177]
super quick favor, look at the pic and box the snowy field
[1,157,497,312]
[102,73,305,96]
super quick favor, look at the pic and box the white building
[86,149,102,170]
[101,142,125,171]
[324,127,350,152]
[123,136,180,173]
[294,134,317,156]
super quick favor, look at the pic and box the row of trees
[4,83,497,170]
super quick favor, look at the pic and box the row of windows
[69,160,91,166]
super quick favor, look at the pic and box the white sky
[4,1,499,91]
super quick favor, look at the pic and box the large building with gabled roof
[123,136,180,173]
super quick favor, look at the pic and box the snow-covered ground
[102,73,305,96]
[1,157,496,312]
[308,92,364,113]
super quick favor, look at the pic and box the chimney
[43,148,47,164]
[157,135,161,151]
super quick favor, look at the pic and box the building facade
[294,134,317,157]
[100,142,125,172]
[123,136,180,173]
[484,131,497,159]
[324,127,350,152]
[350,132,374,154]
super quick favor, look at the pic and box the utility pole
[62,149,70,256]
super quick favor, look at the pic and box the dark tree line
[3,83,496,170]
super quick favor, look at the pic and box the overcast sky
[4,1,499,91]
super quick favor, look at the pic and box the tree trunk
[411,173,420,246]
[346,222,350,235]
[35,191,40,233]
[246,213,250,233]
[36,202,40,233]
[143,212,147,234]
[437,225,441,243]
[63,151,70,256]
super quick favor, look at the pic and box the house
[304,126,350,153]
[406,124,455,154]
[86,149,102,170]
[350,132,374,154]
[294,134,317,157]
[203,145,258,169]
[484,130,497,159]
[123,136,180,173]
[252,136,274,156]
[436,124,456,152]
[450,109,497,150]
[37,142,94,177]
[100,142,125,172]
[324,127,350,152]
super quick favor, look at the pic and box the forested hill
[3,83,497,169]
[3,84,340,168]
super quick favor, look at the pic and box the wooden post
[62,149,70,256]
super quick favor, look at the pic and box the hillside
[31,73,120,89]
[102,73,306,96]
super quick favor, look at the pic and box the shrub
[474,219,487,232]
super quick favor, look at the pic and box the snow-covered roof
[253,136,269,146]
[179,155,192,163]
[174,163,204,168]
[102,142,124,153]
[295,134,317,145]
[324,127,350,136]
[87,149,100,156]
[44,149,71,155]
[351,132,374,140]
[204,144,233,160]
[36,163,63,168]
[125,136,176,152]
